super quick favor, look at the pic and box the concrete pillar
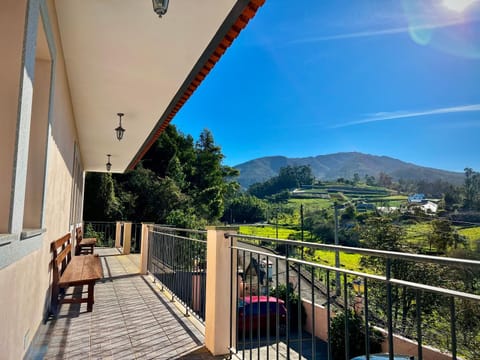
[139,223,151,274]
[115,221,122,248]
[205,226,238,356]
[123,222,132,255]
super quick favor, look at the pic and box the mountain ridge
[234,152,464,188]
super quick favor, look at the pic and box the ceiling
[54,0,245,172]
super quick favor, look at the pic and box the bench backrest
[75,226,83,243]
[51,233,73,284]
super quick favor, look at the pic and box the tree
[464,168,480,210]
[358,217,441,334]
[84,125,238,226]
[365,174,376,186]
[222,194,267,224]
[444,184,461,211]
[118,165,187,223]
[248,165,313,198]
[353,173,361,184]
[427,219,455,253]
[191,129,239,222]
[83,172,122,220]
[377,172,393,188]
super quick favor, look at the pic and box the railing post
[115,221,122,248]
[123,222,132,255]
[140,223,151,274]
[205,226,238,356]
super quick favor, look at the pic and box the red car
[237,296,287,335]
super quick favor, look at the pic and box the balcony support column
[205,226,238,356]
[139,223,151,274]
[122,222,132,255]
[115,221,122,248]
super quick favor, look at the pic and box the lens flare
[402,0,480,58]
[443,0,477,13]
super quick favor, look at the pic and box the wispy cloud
[287,20,463,45]
[332,104,480,128]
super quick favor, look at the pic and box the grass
[239,225,364,272]
[404,223,480,251]
[312,250,363,272]
[458,226,480,249]
[289,198,332,210]
[239,225,299,239]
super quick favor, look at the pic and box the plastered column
[122,222,132,255]
[139,223,151,274]
[115,222,122,248]
[8,0,41,234]
[205,226,238,356]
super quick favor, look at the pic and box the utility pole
[275,208,278,239]
[334,202,341,296]
[300,204,304,260]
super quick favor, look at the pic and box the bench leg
[87,282,95,312]
[51,285,60,317]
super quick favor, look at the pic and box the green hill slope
[235,152,464,188]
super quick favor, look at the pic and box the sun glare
[443,0,477,12]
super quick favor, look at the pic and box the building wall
[0,0,27,234]
[0,1,81,358]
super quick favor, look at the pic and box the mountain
[234,152,464,188]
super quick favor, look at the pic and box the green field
[312,249,363,271]
[239,225,363,272]
[458,226,480,249]
[289,184,406,209]
[288,198,332,210]
[239,225,299,239]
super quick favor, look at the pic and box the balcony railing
[226,233,480,360]
[83,221,117,247]
[78,223,480,359]
[147,225,208,322]
[83,221,143,253]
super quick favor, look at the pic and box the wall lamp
[115,113,125,141]
[152,0,169,17]
[106,154,112,172]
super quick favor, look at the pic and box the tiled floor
[27,249,223,359]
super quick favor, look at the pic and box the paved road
[237,241,328,305]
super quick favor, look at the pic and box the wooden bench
[51,233,103,315]
[75,226,97,255]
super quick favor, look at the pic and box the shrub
[84,223,105,246]
[329,310,384,360]
[270,283,307,332]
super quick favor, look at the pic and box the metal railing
[83,221,142,253]
[83,221,117,247]
[227,233,480,360]
[131,222,143,253]
[147,225,208,322]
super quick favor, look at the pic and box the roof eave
[126,0,265,171]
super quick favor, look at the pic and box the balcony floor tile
[27,248,223,359]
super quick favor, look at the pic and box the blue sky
[174,0,480,173]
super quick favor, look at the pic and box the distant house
[420,201,438,214]
[377,206,399,214]
[239,257,266,296]
[407,201,438,215]
[408,193,425,203]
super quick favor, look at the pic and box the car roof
[241,296,284,304]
